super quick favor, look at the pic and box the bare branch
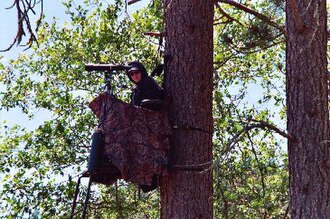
[282,203,290,219]
[247,132,266,198]
[216,0,285,35]
[221,118,294,159]
[250,119,294,140]
[213,53,235,69]
[214,2,243,26]
[128,0,141,5]
[224,36,284,55]
[1,0,43,52]
[5,1,16,9]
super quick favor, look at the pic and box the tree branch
[288,0,305,32]
[225,35,284,54]
[222,118,294,159]
[214,2,243,26]
[247,132,266,199]
[1,0,43,52]
[250,119,294,141]
[216,0,285,35]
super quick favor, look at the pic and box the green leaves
[0,58,4,70]
[0,0,289,218]
[213,1,288,218]
[0,1,164,217]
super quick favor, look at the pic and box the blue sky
[0,0,147,131]
[1,0,287,141]
[0,1,146,209]
[0,1,68,58]
[0,1,70,131]
[0,0,146,55]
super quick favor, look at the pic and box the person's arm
[142,77,163,100]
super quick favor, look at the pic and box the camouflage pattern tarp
[89,92,171,186]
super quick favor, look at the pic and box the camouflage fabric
[89,92,171,186]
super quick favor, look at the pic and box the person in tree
[127,61,164,111]
[126,61,165,192]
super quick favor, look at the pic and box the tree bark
[286,0,330,217]
[160,1,214,218]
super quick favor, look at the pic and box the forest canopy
[0,0,289,218]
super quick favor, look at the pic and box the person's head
[128,67,142,83]
[127,61,148,84]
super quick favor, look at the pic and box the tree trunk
[160,1,214,218]
[286,0,329,217]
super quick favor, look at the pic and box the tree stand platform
[70,92,171,218]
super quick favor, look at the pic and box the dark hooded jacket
[127,61,164,107]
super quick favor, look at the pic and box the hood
[127,61,148,83]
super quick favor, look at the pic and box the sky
[0,1,66,131]
[0,0,146,54]
[2,1,328,131]
[0,1,79,132]
[0,1,67,58]
[0,1,146,213]
[0,0,147,131]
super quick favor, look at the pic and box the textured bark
[160,1,214,218]
[286,0,330,217]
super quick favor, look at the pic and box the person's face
[129,70,142,83]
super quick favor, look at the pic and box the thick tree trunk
[286,0,329,218]
[160,1,214,218]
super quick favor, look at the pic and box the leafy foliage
[213,0,288,218]
[0,0,289,218]
[1,0,162,218]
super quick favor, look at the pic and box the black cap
[128,66,140,72]
[127,61,147,76]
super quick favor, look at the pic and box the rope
[169,124,213,173]
[172,124,213,135]
[172,160,213,172]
